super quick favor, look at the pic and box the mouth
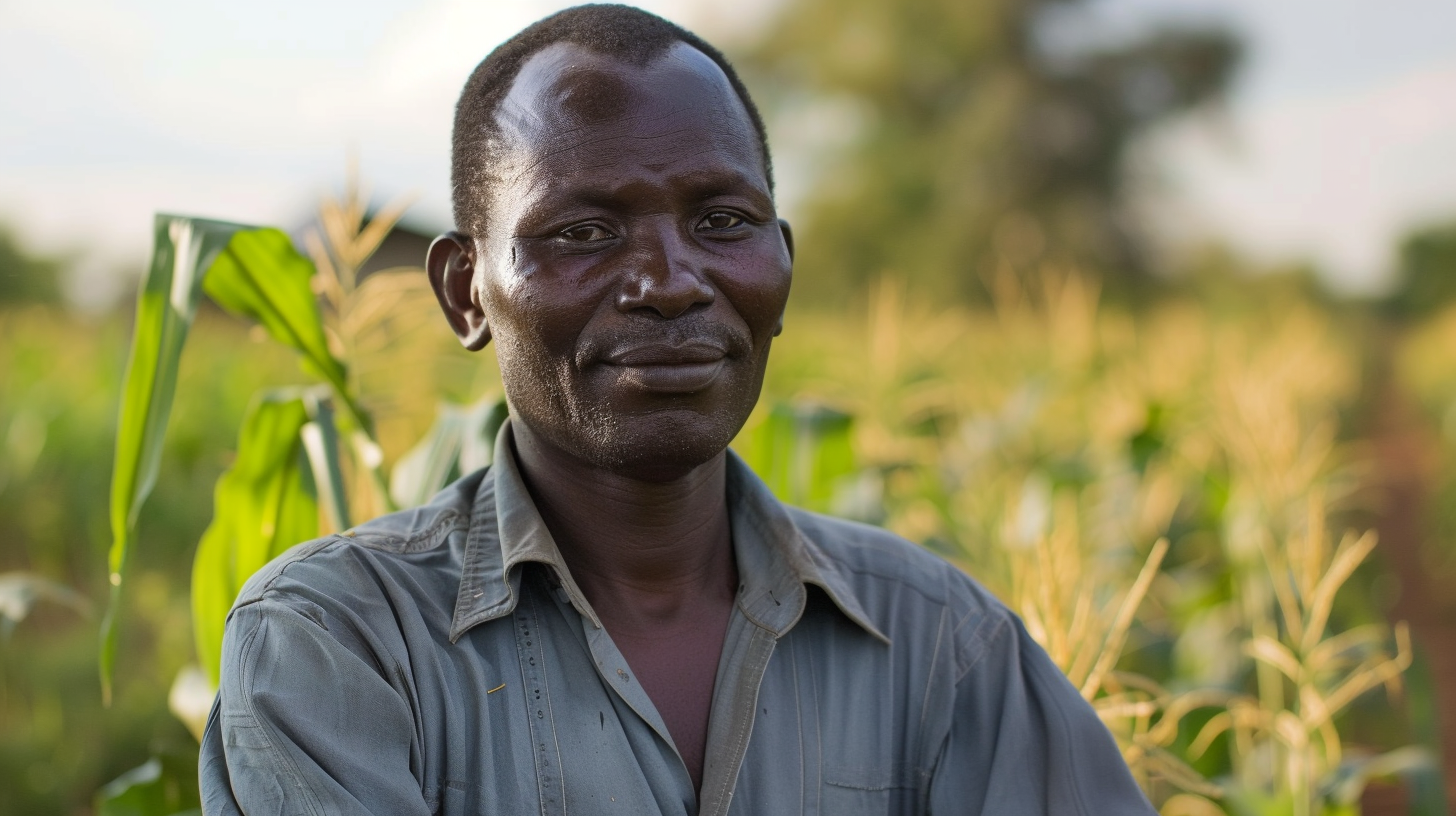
[602,343,728,393]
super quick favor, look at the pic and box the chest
[608,607,731,793]
[404,587,941,816]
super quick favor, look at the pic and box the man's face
[470,41,792,480]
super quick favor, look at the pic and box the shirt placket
[576,605,701,809]
[552,578,784,816]
[697,610,781,816]
[514,586,567,816]
[538,574,698,813]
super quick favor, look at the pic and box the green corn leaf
[389,396,508,509]
[388,404,465,510]
[201,228,366,430]
[97,759,166,816]
[734,401,855,513]
[463,397,510,474]
[192,391,320,686]
[96,755,202,816]
[104,214,250,704]
[299,391,351,532]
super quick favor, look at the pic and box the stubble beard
[496,334,769,482]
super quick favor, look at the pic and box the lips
[605,342,727,366]
[601,342,729,393]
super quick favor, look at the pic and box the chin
[582,408,743,482]
[503,362,765,482]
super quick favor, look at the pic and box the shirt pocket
[822,762,917,816]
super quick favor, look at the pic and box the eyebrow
[556,165,773,209]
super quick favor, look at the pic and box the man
[200,5,1155,815]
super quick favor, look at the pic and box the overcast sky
[3,0,1454,306]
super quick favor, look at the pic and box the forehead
[491,40,765,189]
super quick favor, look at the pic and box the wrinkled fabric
[201,420,1154,816]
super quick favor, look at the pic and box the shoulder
[787,506,1013,673]
[232,468,487,612]
[786,505,1003,614]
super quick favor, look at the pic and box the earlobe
[426,231,491,351]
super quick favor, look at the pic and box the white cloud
[0,163,321,310]
[0,0,785,308]
[1143,62,1456,293]
[7,0,1456,303]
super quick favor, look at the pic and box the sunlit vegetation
[743,272,1430,814]
[1,190,1451,813]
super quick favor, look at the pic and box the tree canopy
[1387,220,1456,320]
[747,0,1240,303]
[0,226,62,305]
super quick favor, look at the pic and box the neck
[509,421,737,629]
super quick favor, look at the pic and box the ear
[775,219,795,338]
[427,231,491,351]
[778,218,795,263]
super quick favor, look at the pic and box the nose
[615,221,715,319]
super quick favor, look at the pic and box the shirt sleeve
[927,612,1157,816]
[199,597,433,816]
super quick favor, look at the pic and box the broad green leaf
[104,214,250,703]
[389,396,508,509]
[299,392,351,531]
[96,756,201,816]
[201,229,363,426]
[733,401,855,513]
[461,397,509,474]
[97,760,164,816]
[192,391,319,685]
[388,404,465,510]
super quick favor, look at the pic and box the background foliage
[746,0,1239,303]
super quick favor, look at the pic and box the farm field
[3,240,1452,813]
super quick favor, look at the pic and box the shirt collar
[449,418,889,645]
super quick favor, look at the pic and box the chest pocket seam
[822,761,917,791]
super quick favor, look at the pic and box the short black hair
[450,3,773,238]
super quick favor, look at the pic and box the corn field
[0,190,1445,814]
[744,272,1428,813]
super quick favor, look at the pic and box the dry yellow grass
[761,269,1413,813]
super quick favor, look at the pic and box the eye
[698,211,745,231]
[559,223,615,243]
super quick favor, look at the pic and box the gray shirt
[200,422,1155,816]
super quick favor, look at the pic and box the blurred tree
[1385,220,1456,320]
[0,226,62,304]
[746,0,1240,303]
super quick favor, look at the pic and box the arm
[927,613,1156,816]
[199,599,432,816]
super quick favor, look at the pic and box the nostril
[616,267,715,318]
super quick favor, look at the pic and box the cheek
[718,253,792,338]
[481,256,592,358]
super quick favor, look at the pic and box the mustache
[576,314,753,367]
